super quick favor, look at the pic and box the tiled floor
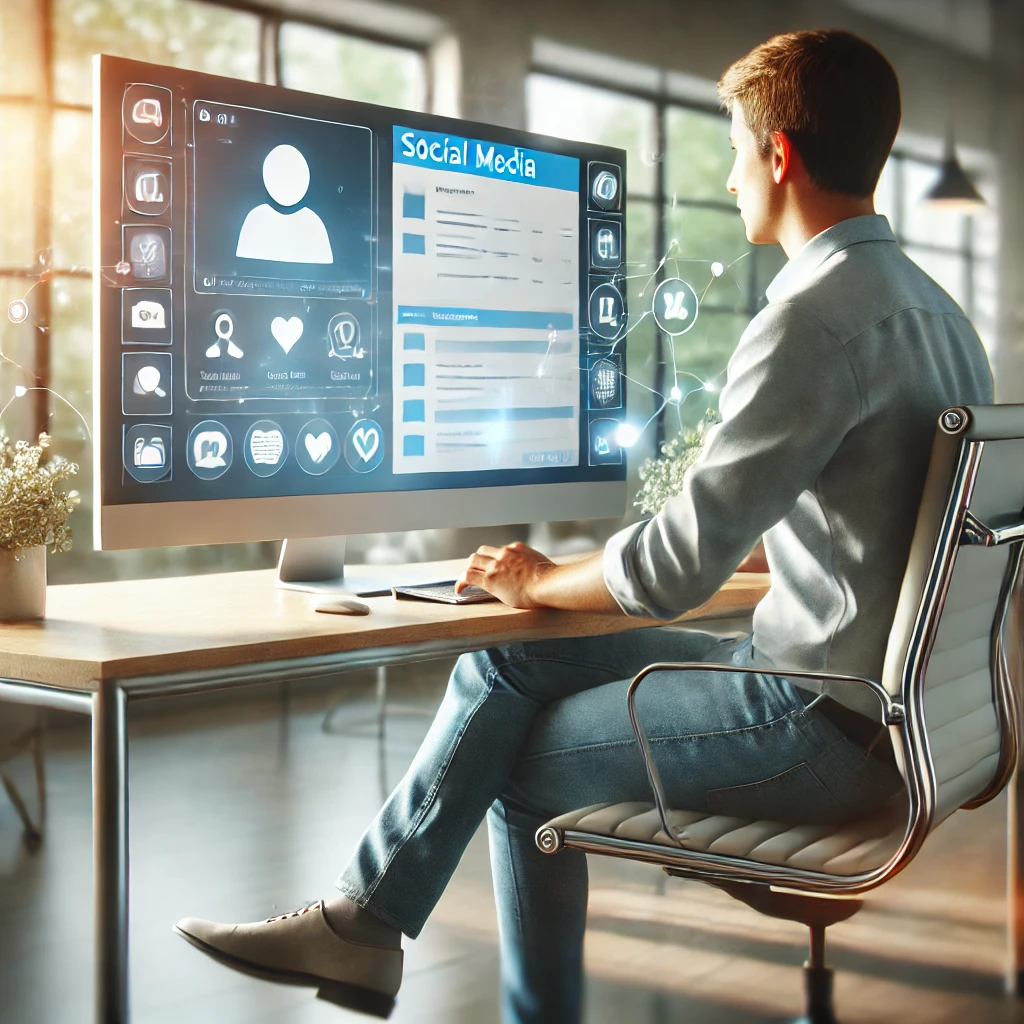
[1,661,1022,1023]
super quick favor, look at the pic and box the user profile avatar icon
[235,144,333,265]
[187,420,233,481]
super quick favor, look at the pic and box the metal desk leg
[93,683,129,1024]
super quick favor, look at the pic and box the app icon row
[124,417,385,483]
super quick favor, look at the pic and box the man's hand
[456,541,556,608]
[455,542,624,613]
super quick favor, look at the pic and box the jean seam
[517,708,800,764]
[359,666,496,906]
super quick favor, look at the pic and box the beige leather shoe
[174,899,402,1018]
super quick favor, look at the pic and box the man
[175,29,993,1024]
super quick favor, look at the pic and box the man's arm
[455,542,621,612]
[458,302,858,617]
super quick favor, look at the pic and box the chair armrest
[625,662,905,848]
[961,510,1024,547]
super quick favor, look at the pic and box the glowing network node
[670,385,682,402]
[616,423,639,449]
[14,385,27,397]
[7,298,29,324]
[652,277,699,337]
[711,261,725,278]
[115,260,132,276]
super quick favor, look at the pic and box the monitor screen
[94,57,627,549]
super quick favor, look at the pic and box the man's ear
[770,130,793,185]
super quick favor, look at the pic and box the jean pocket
[706,762,845,824]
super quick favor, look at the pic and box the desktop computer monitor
[93,55,628,592]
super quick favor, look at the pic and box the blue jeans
[336,628,901,1024]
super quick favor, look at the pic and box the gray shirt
[603,215,993,716]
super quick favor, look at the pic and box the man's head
[719,30,901,245]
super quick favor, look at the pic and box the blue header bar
[393,126,579,192]
[397,306,575,330]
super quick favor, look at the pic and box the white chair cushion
[544,796,908,876]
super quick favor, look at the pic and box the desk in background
[0,560,769,1024]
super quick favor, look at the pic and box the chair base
[794,964,838,1024]
[668,875,858,1024]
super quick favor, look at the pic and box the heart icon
[352,426,379,462]
[271,316,303,354]
[304,431,332,464]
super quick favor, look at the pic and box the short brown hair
[719,29,901,197]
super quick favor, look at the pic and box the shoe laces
[265,899,323,924]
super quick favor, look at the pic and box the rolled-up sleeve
[603,301,862,618]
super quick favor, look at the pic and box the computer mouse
[310,595,371,616]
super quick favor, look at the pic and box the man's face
[726,106,779,245]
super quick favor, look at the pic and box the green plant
[0,433,80,553]
[634,410,722,516]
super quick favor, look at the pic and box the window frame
[0,0,431,435]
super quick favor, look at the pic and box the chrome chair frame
[535,408,1024,1020]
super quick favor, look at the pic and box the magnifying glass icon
[206,312,244,359]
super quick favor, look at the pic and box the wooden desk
[0,561,768,1024]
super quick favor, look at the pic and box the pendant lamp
[922,134,986,213]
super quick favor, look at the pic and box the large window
[528,68,998,499]
[873,151,997,351]
[0,0,428,581]
[527,71,786,490]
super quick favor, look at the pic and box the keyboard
[392,581,498,604]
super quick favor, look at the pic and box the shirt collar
[765,214,896,304]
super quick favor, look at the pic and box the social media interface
[102,58,626,508]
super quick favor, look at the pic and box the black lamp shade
[923,149,985,211]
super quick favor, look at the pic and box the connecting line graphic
[608,246,753,454]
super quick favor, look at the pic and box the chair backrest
[882,405,1024,838]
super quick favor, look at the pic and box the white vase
[0,546,47,621]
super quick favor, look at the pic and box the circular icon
[295,418,340,476]
[344,418,385,473]
[244,419,288,478]
[7,298,28,324]
[652,277,699,337]
[124,424,172,484]
[592,169,620,210]
[327,312,362,359]
[123,84,170,146]
[588,282,626,341]
[187,420,233,481]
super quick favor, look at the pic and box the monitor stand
[276,536,450,597]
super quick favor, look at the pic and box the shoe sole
[173,924,396,1019]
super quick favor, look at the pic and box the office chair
[537,405,1024,1023]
